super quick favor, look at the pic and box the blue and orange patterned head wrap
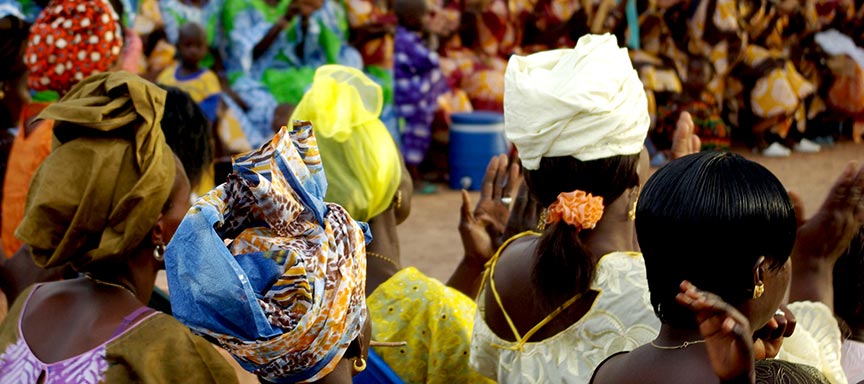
[165,122,369,383]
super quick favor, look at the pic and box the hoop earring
[153,243,165,262]
[353,357,367,373]
[753,282,764,299]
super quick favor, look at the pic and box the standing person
[0,71,238,383]
[592,152,862,384]
[469,34,661,383]
[157,22,222,123]
[2,0,126,259]
[290,65,496,383]
[393,0,449,182]
[0,10,30,236]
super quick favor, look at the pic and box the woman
[469,34,661,383]
[0,71,237,383]
[2,0,126,258]
[592,151,859,384]
[164,118,370,383]
[290,64,495,383]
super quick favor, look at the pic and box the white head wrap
[504,34,650,170]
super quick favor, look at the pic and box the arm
[788,162,864,309]
[450,154,521,298]
[253,11,298,60]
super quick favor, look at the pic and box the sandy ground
[399,141,864,282]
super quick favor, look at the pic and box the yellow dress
[367,267,494,384]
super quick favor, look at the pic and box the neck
[179,63,200,75]
[581,188,639,257]
[365,208,401,296]
[653,324,705,348]
[313,359,353,384]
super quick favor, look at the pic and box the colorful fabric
[470,239,660,382]
[17,72,174,269]
[394,27,448,166]
[223,0,362,105]
[25,0,124,95]
[0,105,53,258]
[344,0,395,69]
[655,95,730,150]
[504,34,649,170]
[157,64,223,122]
[367,267,495,384]
[165,122,369,383]
[439,0,514,111]
[0,285,239,383]
[291,65,401,222]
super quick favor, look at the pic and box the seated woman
[290,64,494,383]
[219,0,363,147]
[164,119,371,383]
[469,34,661,383]
[0,71,237,383]
[592,151,860,384]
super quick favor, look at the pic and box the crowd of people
[0,0,863,383]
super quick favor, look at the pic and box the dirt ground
[399,140,864,282]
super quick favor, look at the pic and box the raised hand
[676,280,755,383]
[671,111,702,160]
[459,154,521,264]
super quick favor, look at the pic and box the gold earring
[395,190,403,210]
[537,209,548,231]
[628,199,638,221]
[753,282,764,299]
[353,357,367,373]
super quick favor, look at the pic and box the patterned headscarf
[165,123,369,383]
[25,0,123,95]
[16,71,173,269]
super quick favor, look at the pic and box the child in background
[394,0,449,185]
[157,22,221,123]
[654,57,730,153]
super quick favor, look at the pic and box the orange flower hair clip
[545,190,604,231]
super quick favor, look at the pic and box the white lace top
[776,301,849,384]
[469,251,661,383]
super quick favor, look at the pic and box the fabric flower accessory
[545,190,605,231]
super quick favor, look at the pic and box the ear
[150,213,166,246]
[752,255,767,287]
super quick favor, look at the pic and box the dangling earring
[537,208,548,231]
[628,198,638,221]
[352,357,367,373]
[753,282,764,299]
[395,190,403,210]
[153,243,165,262]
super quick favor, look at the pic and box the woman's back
[470,234,659,383]
[0,284,237,383]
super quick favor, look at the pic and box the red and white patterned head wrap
[25,0,123,95]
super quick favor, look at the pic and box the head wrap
[504,34,649,170]
[165,123,369,383]
[25,0,123,95]
[16,71,174,269]
[291,65,402,222]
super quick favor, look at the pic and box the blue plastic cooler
[448,111,507,190]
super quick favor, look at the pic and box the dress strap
[110,306,155,338]
[486,231,586,350]
[484,231,539,344]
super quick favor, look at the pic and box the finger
[492,154,508,199]
[480,156,500,201]
[505,160,522,199]
[780,304,796,337]
[788,190,806,226]
[690,135,701,153]
[461,189,474,221]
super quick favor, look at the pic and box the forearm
[253,18,291,60]
[446,257,486,299]
[789,257,834,310]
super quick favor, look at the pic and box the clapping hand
[671,111,702,160]
[459,154,521,265]
[677,280,755,383]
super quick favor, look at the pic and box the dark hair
[158,85,213,189]
[525,154,640,306]
[834,227,864,335]
[636,151,796,328]
[394,0,426,31]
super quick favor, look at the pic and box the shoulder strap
[111,306,156,338]
[484,231,539,343]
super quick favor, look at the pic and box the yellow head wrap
[290,65,401,222]
[16,71,175,269]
